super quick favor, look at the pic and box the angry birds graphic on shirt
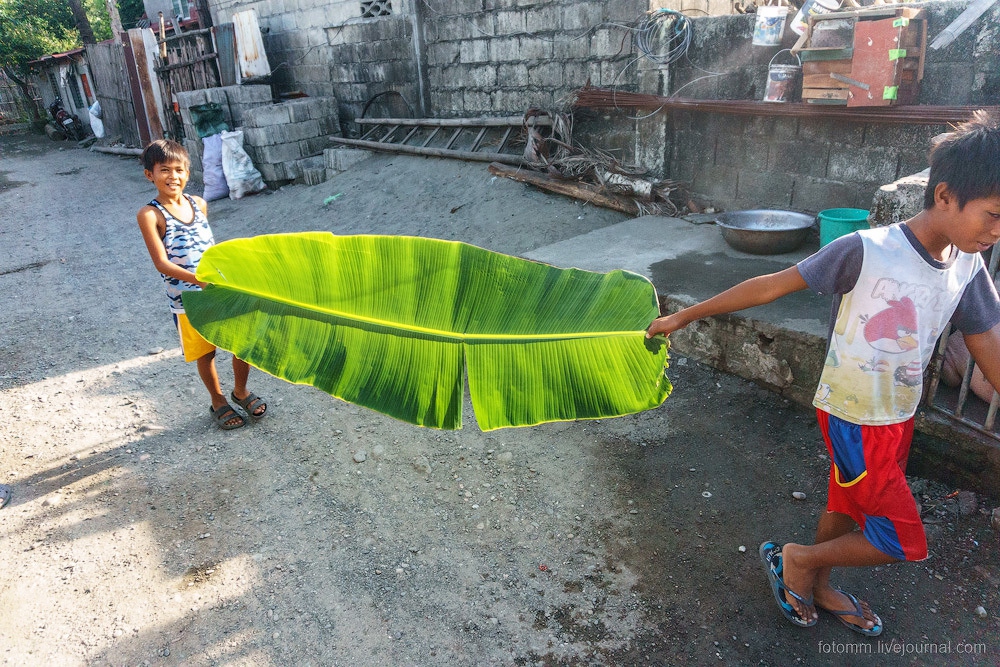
[861,297,918,354]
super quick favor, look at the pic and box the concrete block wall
[209,0,419,135]
[175,85,273,181]
[650,2,1000,213]
[241,96,340,185]
[422,0,647,116]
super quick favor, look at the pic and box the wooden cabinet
[793,8,926,107]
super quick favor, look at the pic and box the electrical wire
[632,9,693,66]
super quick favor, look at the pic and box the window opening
[361,0,392,18]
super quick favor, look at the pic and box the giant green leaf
[183,233,670,430]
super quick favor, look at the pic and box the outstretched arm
[646,265,809,338]
[962,323,1000,396]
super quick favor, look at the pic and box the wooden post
[105,0,124,39]
[158,13,167,59]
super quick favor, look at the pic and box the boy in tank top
[137,140,267,430]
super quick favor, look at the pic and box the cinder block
[257,163,283,182]
[304,136,330,156]
[301,167,328,186]
[288,100,316,123]
[285,119,322,142]
[183,138,203,173]
[281,159,303,181]
[318,116,342,137]
[259,141,306,164]
[496,10,526,34]
[528,61,562,87]
[327,148,374,171]
[243,104,292,128]
[176,89,208,108]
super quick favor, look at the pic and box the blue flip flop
[0,484,11,509]
[820,589,883,637]
[759,541,817,628]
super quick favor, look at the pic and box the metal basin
[715,210,815,255]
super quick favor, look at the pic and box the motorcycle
[47,97,86,141]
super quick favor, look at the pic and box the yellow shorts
[172,311,215,362]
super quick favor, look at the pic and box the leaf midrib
[208,284,646,342]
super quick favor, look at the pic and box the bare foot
[780,544,819,623]
[814,587,879,630]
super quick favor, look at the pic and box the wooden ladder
[330,116,552,166]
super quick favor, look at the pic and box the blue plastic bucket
[819,208,869,246]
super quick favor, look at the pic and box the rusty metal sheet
[232,9,270,80]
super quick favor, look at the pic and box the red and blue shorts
[816,409,927,562]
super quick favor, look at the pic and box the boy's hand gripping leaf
[184,233,670,430]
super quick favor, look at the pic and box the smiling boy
[647,111,1000,635]
[137,140,267,430]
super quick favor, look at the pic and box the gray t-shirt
[797,223,1000,339]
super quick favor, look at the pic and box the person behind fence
[137,139,268,431]
[646,110,1000,635]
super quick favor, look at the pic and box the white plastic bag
[220,129,265,199]
[201,133,229,201]
[88,110,105,138]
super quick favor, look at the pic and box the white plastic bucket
[752,5,790,46]
[789,0,842,35]
[763,49,802,102]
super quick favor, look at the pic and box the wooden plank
[420,126,441,147]
[848,17,907,107]
[355,116,552,127]
[444,127,463,149]
[799,47,854,62]
[802,60,853,75]
[154,52,218,73]
[470,126,488,152]
[214,23,238,87]
[496,126,514,153]
[359,124,382,141]
[803,73,850,89]
[487,162,640,216]
[802,88,850,100]
[85,41,141,147]
[331,136,525,166]
[121,34,151,145]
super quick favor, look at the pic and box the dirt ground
[1,132,998,666]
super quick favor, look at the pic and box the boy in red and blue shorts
[646,111,1000,635]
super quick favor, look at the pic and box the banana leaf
[183,232,670,430]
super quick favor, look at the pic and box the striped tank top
[150,194,214,312]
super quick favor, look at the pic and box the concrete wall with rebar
[646,1,1000,213]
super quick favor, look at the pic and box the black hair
[924,110,1000,210]
[141,139,190,172]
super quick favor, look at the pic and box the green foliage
[0,0,117,71]
[184,233,671,431]
[0,0,78,71]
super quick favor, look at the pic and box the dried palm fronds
[519,108,686,216]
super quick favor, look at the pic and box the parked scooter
[47,97,86,141]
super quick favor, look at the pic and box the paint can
[763,49,801,103]
[752,5,790,47]
[789,0,842,35]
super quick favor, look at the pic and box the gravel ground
[1,132,997,666]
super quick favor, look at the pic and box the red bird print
[862,297,918,353]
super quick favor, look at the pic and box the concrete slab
[525,214,830,338]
